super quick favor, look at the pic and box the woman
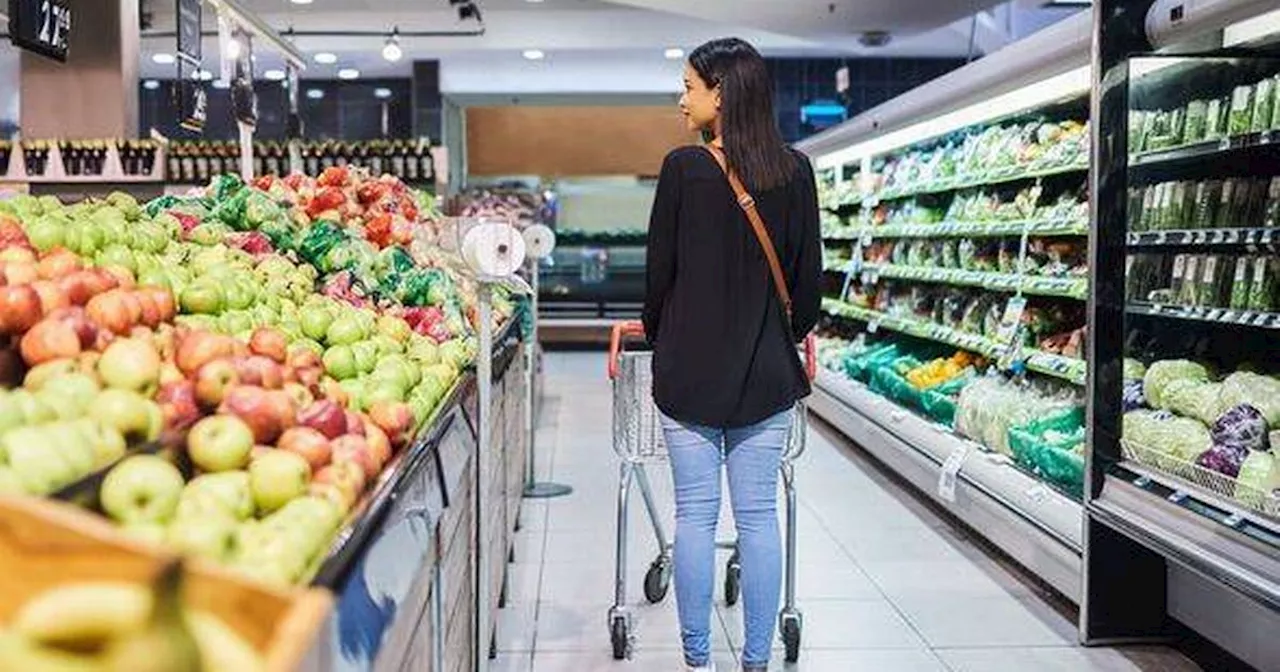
[643,37,822,672]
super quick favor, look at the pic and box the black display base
[524,482,574,499]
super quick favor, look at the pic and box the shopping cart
[605,321,817,663]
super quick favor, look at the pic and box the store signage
[7,0,72,62]
[230,29,258,127]
[176,0,202,64]
[177,72,208,134]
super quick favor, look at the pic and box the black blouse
[643,145,823,429]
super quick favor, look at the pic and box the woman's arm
[787,155,823,339]
[643,152,682,342]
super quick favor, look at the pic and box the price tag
[860,230,874,247]
[867,320,880,334]
[996,296,1027,344]
[1155,231,1168,245]
[1262,131,1274,145]
[8,0,72,62]
[1263,230,1275,247]
[1210,230,1225,244]
[1225,229,1240,244]
[938,445,970,503]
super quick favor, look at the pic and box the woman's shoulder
[664,145,712,165]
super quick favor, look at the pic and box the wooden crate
[0,495,332,671]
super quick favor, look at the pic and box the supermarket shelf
[810,369,1082,601]
[1127,227,1280,251]
[824,217,1088,240]
[821,298,1088,384]
[874,162,1088,201]
[1127,301,1280,329]
[1130,131,1278,169]
[831,263,1089,300]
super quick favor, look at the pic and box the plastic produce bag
[243,191,284,231]
[1143,360,1210,409]
[213,188,250,229]
[296,220,350,268]
[209,173,244,202]
[1218,371,1280,426]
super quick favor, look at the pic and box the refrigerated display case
[795,12,1095,602]
[1085,2,1280,668]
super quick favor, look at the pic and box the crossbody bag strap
[703,144,794,317]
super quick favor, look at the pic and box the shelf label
[938,445,970,503]
[867,320,880,334]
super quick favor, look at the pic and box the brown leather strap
[703,144,793,317]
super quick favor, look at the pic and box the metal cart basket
[605,321,816,663]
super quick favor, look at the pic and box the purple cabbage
[1211,403,1270,452]
[1196,443,1250,478]
[1123,379,1147,412]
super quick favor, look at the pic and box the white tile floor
[492,353,1200,671]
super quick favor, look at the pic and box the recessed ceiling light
[664,48,684,60]
[290,0,314,4]
[264,69,286,81]
[196,69,214,81]
[143,80,161,90]
[337,68,360,80]
[374,87,392,99]
[313,52,338,64]
[522,49,545,61]
[526,0,545,3]
[212,79,231,89]
[307,88,325,100]
[152,53,175,64]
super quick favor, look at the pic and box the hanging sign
[8,0,72,62]
[176,62,208,133]
[176,0,202,64]
[229,29,258,127]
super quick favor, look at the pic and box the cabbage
[1123,410,1211,465]
[1218,372,1280,427]
[1211,404,1270,452]
[1123,379,1147,412]
[1195,443,1248,478]
[1123,358,1147,381]
[1237,451,1280,508]
[1165,382,1225,425]
[1143,360,1210,410]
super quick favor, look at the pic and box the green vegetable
[1183,99,1209,142]
[1219,371,1280,426]
[1229,85,1254,136]
[1252,77,1275,132]
[1143,360,1210,409]
[1237,451,1280,508]
[1165,381,1225,425]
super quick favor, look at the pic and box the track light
[382,28,403,62]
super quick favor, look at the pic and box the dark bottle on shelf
[369,141,384,177]
[405,142,419,182]
[390,140,406,180]
[419,144,434,183]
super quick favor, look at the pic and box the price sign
[229,29,258,126]
[938,445,970,503]
[176,0,202,64]
[8,0,72,62]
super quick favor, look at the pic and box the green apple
[70,418,127,467]
[406,339,440,366]
[45,423,95,474]
[0,393,24,436]
[180,472,254,520]
[100,454,185,524]
[376,315,412,343]
[167,514,239,561]
[11,389,58,425]
[137,268,172,291]
[225,278,258,311]
[376,355,420,390]
[22,359,80,391]
[180,279,226,315]
[189,223,228,246]
[325,316,366,347]
[188,415,255,473]
[96,244,137,274]
[25,216,64,252]
[322,345,359,380]
[300,308,334,342]
[88,390,160,443]
[291,339,324,358]
[3,427,75,494]
[271,495,342,539]
[97,338,162,394]
[250,450,312,515]
[372,335,405,356]
[39,373,102,419]
[364,380,406,407]
[439,340,470,369]
[220,310,255,336]
[339,378,366,411]
[351,341,378,375]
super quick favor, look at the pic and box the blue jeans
[661,409,791,668]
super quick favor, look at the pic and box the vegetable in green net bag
[243,192,284,231]
[297,220,349,268]
[209,173,244,202]
[213,188,251,230]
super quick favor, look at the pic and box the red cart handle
[609,321,817,382]
[608,321,646,380]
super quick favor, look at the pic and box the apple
[325,315,366,347]
[187,414,255,472]
[85,289,135,336]
[179,278,225,315]
[2,428,74,494]
[11,389,58,424]
[69,418,127,467]
[224,278,258,311]
[295,366,323,395]
[308,481,352,515]
[278,426,332,472]
[220,310,254,337]
[36,249,81,280]
[297,399,347,439]
[192,359,238,411]
[320,377,349,406]
[180,471,254,520]
[332,435,377,479]
[314,461,367,507]
[100,454,185,524]
[44,424,95,473]
[0,394,26,435]
[250,449,312,515]
[142,286,176,323]
[234,355,285,390]
[39,372,101,419]
[0,284,43,335]
[22,358,78,389]
[219,386,287,444]
[29,280,69,316]
[47,306,100,349]
[287,345,324,371]
[176,331,235,376]
[369,401,416,447]
[282,382,314,410]
[372,335,405,356]
[376,314,412,343]
[56,270,102,306]
[344,410,366,436]
[249,327,289,363]
[19,318,83,366]
[406,339,440,366]
[133,290,162,328]
[167,515,239,561]
[158,362,185,387]
[3,261,38,285]
[364,380,407,408]
[299,307,334,342]
[88,389,160,443]
[362,420,393,470]
[156,380,201,432]
[352,341,379,375]
[97,338,162,393]
[322,345,358,380]
[0,246,35,264]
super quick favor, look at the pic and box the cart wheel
[610,617,631,660]
[782,619,801,663]
[724,559,741,607]
[643,557,671,604]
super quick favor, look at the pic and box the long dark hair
[688,38,796,192]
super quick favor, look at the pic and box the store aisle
[492,353,1198,671]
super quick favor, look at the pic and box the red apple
[344,410,365,437]
[140,287,176,324]
[282,382,314,410]
[3,261,38,285]
[219,385,286,445]
[314,461,367,506]
[156,380,200,431]
[234,355,285,390]
[194,358,239,410]
[278,426,332,472]
[297,399,347,440]
[287,347,323,371]
[86,289,134,336]
[56,271,97,306]
[19,318,81,365]
[0,247,36,265]
[133,291,162,328]
[264,390,298,434]
[331,435,377,480]
[100,265,135,290]
[295,366,323,395]
[249,328,289,364]
[320,378,349,407]
[176,332,236,377]
[37,250,81,280]
[29,280,68,317]
[47,306,100,349]
[362,420,393,470]
[0,284,44,335]
[369,401,415,448]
